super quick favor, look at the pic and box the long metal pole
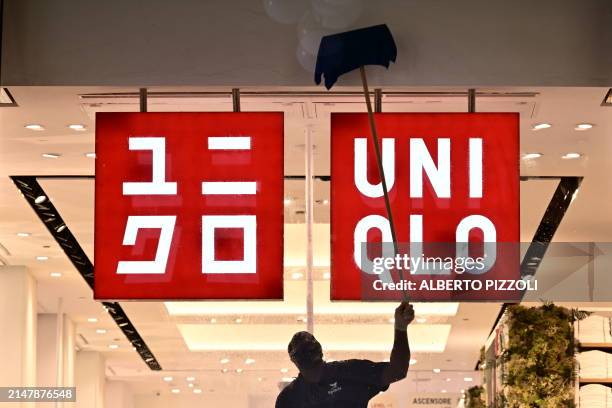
[359,67,407,300]
[305,125,315,333]
[139,88,148,112]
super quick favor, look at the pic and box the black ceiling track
[10,175,162,371]
[479,175,583,369]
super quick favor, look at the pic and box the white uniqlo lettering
[123,137,177,195]
[202,215,257,274]
[354,138,395,198]
[202,136,258,274]
[117,215,176,274]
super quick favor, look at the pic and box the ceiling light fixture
[291,272,304,280]
[109,344,119,349]
[25,124,45,131]
[441,390,447,394]
[210,318,217,324]
[188,383,194,388]
[96,329,107,334]
[522,153,542,160]
[433,368,441,373]
[323,271,331,280]
[87,317,98,323]
[16,232,31,237]
[85,152,96,158]
[163,376,173,382]
[235,318,243,324]
[245,358,255,365]
[221,368,228,373]
[171,389,180,394]
[235,368,243,373]
[322,199,329,205]
[34,195,47,204]
[531,123,551,131]
[49,272,62,278]
[220,358,229,364]
[416,317,427,323]
[186,376,195,382]
[68,124,87,131]
[36,256,49,261]
[561,152,581,159]
[42,153,61,159]
[280,368,289,373]
[464,377,473,382]
[575,123,593,131]
[284,198,292,206]
[409,359,417,365]
[193,389,202,394]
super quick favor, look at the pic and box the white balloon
[311,0,363,29]
[297,10,334,55]
[263,0,309,24]
[296,44,317,73]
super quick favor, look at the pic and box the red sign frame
[330,113,520,301]
[94,112,284,300]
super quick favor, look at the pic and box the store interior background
[1,85,612,408]
[1,0,611,407]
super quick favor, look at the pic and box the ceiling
[0,86,611,399]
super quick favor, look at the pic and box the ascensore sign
[94,112,283,300]
[330,113,520,301]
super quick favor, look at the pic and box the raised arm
[382,302,414,385]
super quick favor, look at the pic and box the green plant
[465,385,486,408]
[502,303,590,407]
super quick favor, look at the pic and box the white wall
[134,393,248,408]
[2,0,611,86]
[105,381,135,408]
[75,351,105,408]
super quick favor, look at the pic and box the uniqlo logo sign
[331,113,519,301]
[94,112,283,300]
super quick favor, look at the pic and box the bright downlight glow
[522,153,542,160]
[532,123,551,130]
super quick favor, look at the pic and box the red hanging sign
[94,112,284,300]
[331,113,520,301]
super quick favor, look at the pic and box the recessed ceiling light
[522,153,542,160]
[280,368,289,373]
[322,199,329,205]
[171,389,180,394]
[56,225,67,233]
[323,271,331,280]
[85,152,96,159]
[441,389,447,393]
[291,272,304,280]
[163,376,173,382]
[257,377,264,382]
[34,195,47,204]
[210,318,217,324]
[416,317,427,323]
[433,368,441,373]
[532,123,551,131]
[221,368,228,373]
[108,344,119,349]
[284,198,292,206]
[36,256,49,261]
[446,378,451,382]
[561,152,581,159]
[87,317,98,323]
[220,358,230,364]
[186,376,196,382]
[245,358,255,365]
[68,124,87,131]
[25,124,45,131]
[49,272,62,278]
[235,318,243,324]
[464,377,473,382]
[96,329,107,334]
[409,359,417,365]
[187,383,194,388]
[575,123,593,131]
[42,153,61,159]
[17,232,31,237]
[193,389,202,394]
[281,377,294,382]
[235,368,243,373]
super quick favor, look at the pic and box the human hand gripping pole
[315,24,407,300]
